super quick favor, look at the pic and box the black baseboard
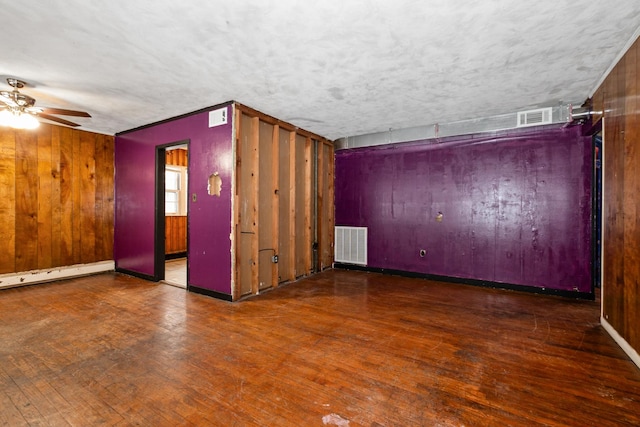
[187,285,233,301]
[333,263,595,300]
[165,252,187,260]
[115,268,157,282]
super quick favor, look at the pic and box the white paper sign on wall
[209,107,228,128]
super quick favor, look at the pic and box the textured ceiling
[2,1,640,139]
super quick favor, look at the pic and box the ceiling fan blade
[0,93,18,107]
[38,113,81,127]
[40,107,91,117]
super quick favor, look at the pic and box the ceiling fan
[0,78,91,129]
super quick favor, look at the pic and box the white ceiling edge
[589,24,640,98]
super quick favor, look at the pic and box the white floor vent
[517,107,553,127]
[335,226,367,266]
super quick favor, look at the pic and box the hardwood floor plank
[0,270,639,426]
[0,368,30,426]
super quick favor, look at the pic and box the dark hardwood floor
[1,269,639,426]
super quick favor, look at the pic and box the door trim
[155,139,190,281]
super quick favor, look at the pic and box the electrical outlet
[272,255,278,263]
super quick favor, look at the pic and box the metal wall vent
[517,107,553,128]
[335,226,367,266]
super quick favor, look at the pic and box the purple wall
[114,105,234,295]
[335,125,593,293]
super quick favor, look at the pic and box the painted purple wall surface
[114,105,234,295]
[335,125,593,292]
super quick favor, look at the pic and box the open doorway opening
[156,141,189,288]
[592,130,602,290]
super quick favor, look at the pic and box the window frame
[165,165,188,216]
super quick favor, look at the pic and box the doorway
[155,141,189,288]
[592,131,602,289]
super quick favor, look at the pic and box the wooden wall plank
[59,127,74,265]
[80,132,97,264]
[71,130,82,264]
[237,113,255,296]
[294,134,306,277]
[166,149,188,167]
[320,142,334,269]
[250,117,260,294]
[233,107,243,300]
[288,131,297,280]
[94,134,105,262]
[165,216,187,254]
[0,130,16,273]
[258,121,274,291]
[277,130,292,283]
[303,137,312,275]
[37,126,53,269]
[317,140,323,272]
[103,135,115,261]
[317,140,324,272]
[271,125,280,288]
[50,127,62,266]
[14,131,38,272]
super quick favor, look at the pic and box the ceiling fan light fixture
[1,78,87,129]
[16,111,40,129]
[0,109,13,126]
[0,109,40,129]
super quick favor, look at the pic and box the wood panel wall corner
[598,35,640,359]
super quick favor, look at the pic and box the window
[165,166,188,215]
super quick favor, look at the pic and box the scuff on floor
[322,413,350,426]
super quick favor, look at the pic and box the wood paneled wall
[592,36,640,357]
[0,124,114,274]
[165,216,187,255]
[165,148,188,255]
[166,148,188,167]
[233,104,334,299]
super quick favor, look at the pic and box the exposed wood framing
[303,137,312,275]
[325,142,335,269]
[288,131,297,280]
[232,106,242,300]
[271,125,280,288]
[258,121,273,291]
[250,116,260,295]
[233,103,334,299]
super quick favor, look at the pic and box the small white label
[209,107,228,128]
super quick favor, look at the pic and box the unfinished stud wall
[233,104,334,299]
[318,140,335,270]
